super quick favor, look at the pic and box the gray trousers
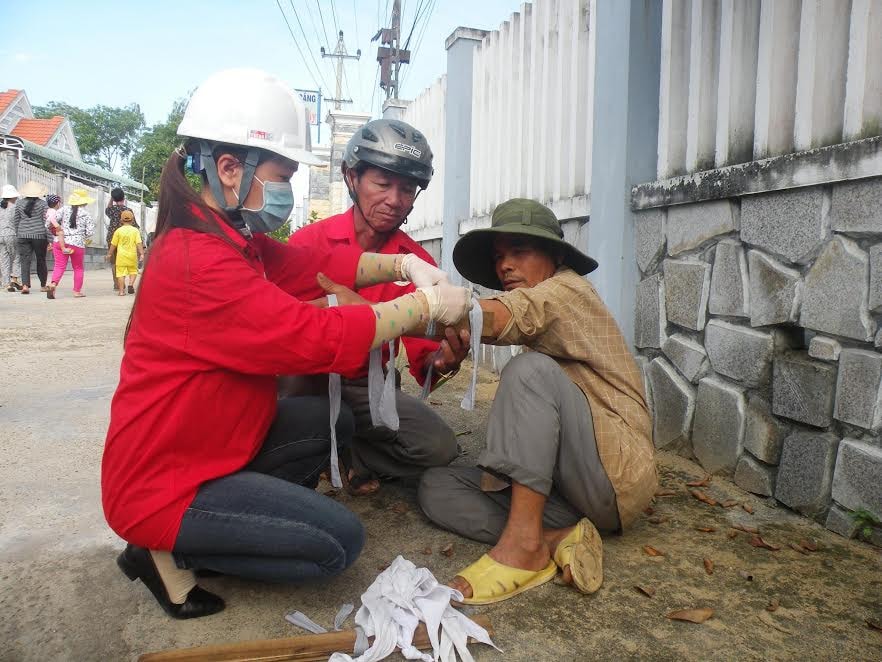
[418,352,620,545]
[341,378,458,481]
[0,236,20,283]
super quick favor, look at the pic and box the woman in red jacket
[102,68,471,619]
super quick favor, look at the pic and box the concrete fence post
[589,0,662,345]
[441,27,488,284]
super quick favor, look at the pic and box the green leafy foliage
[34,101,145,172]
[851,508,880,542]
[127,98,198,201]
[267,221,292,243]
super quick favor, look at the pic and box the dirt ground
[1,286,881,661]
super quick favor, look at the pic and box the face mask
[234,175,294,234]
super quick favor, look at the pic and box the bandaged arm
[356,252,447,288]
[369,284,472,349]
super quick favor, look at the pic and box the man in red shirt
[290,119,469,494]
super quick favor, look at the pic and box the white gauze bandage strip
[460,296,482,411]
[368,343,400,430]
[326,294,343,488]
[419,319,436,400]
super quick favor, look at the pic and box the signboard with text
[296,89,321,126]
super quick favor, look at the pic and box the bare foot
[545,525,577,586]
[345,469,380,496]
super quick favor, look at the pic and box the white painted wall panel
[656,0,880,178]
[468,0,594,224]
[401,76,446,241]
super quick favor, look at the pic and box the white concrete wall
[466,0,595,229]
[401,76,447,242]
[658,0,882,178]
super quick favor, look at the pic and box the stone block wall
[634,177,882,540]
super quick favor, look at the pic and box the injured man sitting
[418,197,658,604]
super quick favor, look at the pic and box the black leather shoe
[117,545,225,619]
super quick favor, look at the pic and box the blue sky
[3,0,524,136]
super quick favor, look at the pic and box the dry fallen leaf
[695,526,717,533]
[686,476,711,487]
[742,503,754,514]
[738,570,754,581]
[727,530,739,539]
[644,506,655,516]
[440,543,454,557]
[731,523,760,535]
[649,515,670,525]
[429,400,443,406]
[422,546,432,555]
[867,618,882,632]
[634,585,656,598]
[655,489,678,497]
[690,490,718,507]
[766,598,780,612]
[758,609,792,634]
[703,558,714,575]
[643,545,665,557]
[455,429,472,437]
[799,539,819,552]
[721,499,739,508]
[748,535,781,551]
[789,542,809,555]
[389,502,409,514]
[667,608,714,624]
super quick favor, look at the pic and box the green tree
[127,98,199,201]
[34,101,145,172]
[267,221,292,243]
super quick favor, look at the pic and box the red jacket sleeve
[184,239,376,376]
[255,234,363,300]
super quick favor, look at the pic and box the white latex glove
[418,284,472,326]
[400,253,448,288]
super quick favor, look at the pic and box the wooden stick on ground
[138,614,494,662]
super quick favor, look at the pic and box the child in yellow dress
[107,210,144,296]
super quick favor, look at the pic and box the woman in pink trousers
[47,189,95,299]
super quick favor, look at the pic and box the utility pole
[375,0,411,100]
[321,31,361,110]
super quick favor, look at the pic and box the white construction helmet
[177,68,321,166]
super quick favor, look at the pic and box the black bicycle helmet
[343,119,433,190]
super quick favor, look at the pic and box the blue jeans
[173,396,365,583]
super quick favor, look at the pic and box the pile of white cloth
[328,556,499,662]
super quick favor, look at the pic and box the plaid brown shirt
[491,267,657,528]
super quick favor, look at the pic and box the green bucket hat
[453,198,598,290]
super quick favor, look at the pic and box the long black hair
[69,205,79,229]
[0,199,9,209]
[23,197,38,216]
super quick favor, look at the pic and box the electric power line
[369,63,380,117]
[353,0,361,47]
[400,0,437,92]
[286,0,333,93]
[403,0,428,49]
[315,0,333,48]
[330,0,341,35]
[275,0,324,92]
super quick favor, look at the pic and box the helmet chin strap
[345,171,421,236]
[199,140,260,237]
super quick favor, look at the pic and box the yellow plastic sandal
[455,554,558,605]
[552,517,603,594]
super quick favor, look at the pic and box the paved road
[1,287,880,661]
